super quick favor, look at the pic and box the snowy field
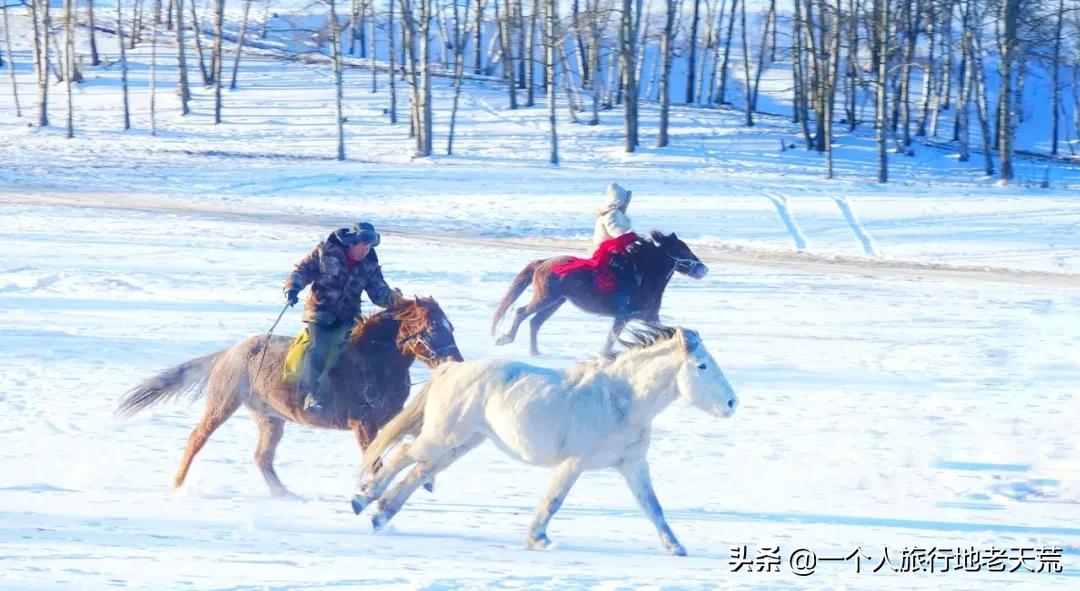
[2,16,1080,590]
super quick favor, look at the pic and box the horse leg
[351,439,419,514]
[602,317,629,355]
[350,420,434,495]
[616,459,686,556]
[172,393,243,490]
[495,294,554,347]
[528,298,565,356]
[526,458,583,549]
[370,434,485,530]
[251,411,291,497]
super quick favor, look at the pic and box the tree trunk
[474,0,485,74]
[620,0,638,151]
[447,0,471,153]
[657,0,676,146]
[686,0,701,104]
[546,0,558,163]
[330,0,346,159]
[716,0,737,104]
[1051,0,1064,155]
[526,0,538,105]
[116,0,130,129]
[915,0,935,137]
[212,0,224,123]
[874,0,888,182]
[230,0,252,90]
[969,0,994,175]
[190,0,210,84]
[65,0,75,138]
[389,0,398,124]
[739,0,752,126]
[499,0,518,108]
[149,0,159,136]
[176,0,190,114]
[30,0,50,126]
[996,0,1018,182]
[87,0,101,66]
[750,0,776,113]
[2,6,20,117]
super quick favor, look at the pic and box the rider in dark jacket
[284,222,397,411]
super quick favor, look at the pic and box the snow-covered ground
[1,17,1079,590]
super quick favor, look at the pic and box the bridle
[396,319,458,365]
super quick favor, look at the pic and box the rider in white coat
[592,183,633,248]
[592,183,638,316]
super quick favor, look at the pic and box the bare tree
[996,0,1019,182]
[657,0,677,146]
[526,0,538,105]
[1050,0,1065,155]
[448,0,473,153]
[619,0,638,151]
[546,0,558,163]
[686,0,702,104]
[715,0,737,104]
[176,0,191,114]
[3,5,21,117]
[738,0,751,125]
[474,0,486,74]
[150,0,159,136]
[212,0,224,123]
[389,0,398,123]
[230,0,253,89]
[329,0,346,159]
[87,0,101,66]
[967,0,994,175]
[30,0,51,127]
[65,0,75,138]
[189,0,211,84]
[498,0,518,108]
[116,0,131,129]
[873,0,888,181]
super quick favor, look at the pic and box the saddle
[550,232,640,295]
[282,324,349,384]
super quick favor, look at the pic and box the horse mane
[597,322,678,362]
[348,296,437,343]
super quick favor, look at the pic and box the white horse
[351,324,738,555]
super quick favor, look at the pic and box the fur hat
[333,222,381,247]
[597,183,632,215]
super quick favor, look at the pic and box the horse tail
[491,260,541,336]
[115,350,225,419]
[361,380,432,476]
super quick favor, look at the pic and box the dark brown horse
[117,297,462,497]
[491,231,708,356]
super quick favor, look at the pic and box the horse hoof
[494,335,512,347]
[423,481,435,493]
[350,495,369,515]
[526,533,551,550]
[371,511,391,530]
[668,543,687,557]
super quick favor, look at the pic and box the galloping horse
[491,231,708,355]
[117,297,462,497]
[351,324,738,555]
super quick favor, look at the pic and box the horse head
[389,296,464,367]
[649,231,708,279]
[669,327,737,418]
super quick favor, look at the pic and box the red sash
[550,232,638,294]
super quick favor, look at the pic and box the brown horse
[117,297,462,497]
[491,231,708,356]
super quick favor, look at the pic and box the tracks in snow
[4,191,1080,288]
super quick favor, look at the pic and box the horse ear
[678,328,701,353]
[649,230,665,243]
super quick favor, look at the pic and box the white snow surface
[1,17,1079,590]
